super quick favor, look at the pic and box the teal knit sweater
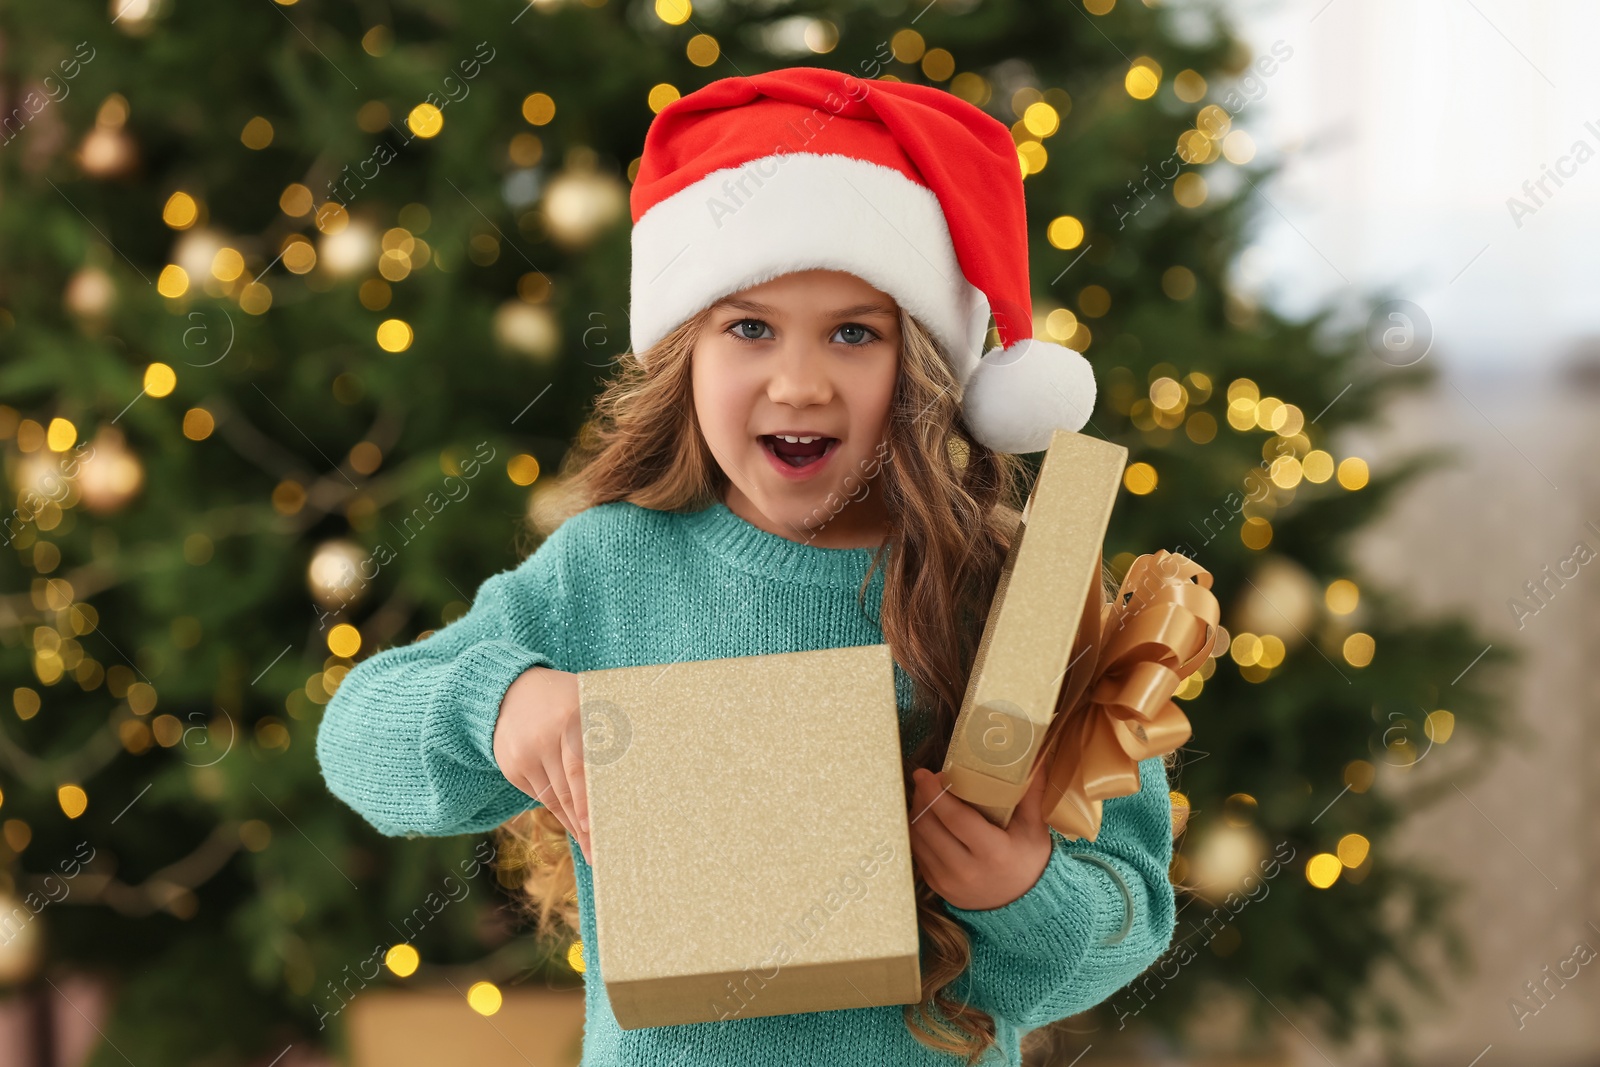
[315,499,1177,1066]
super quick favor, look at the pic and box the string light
[686,34,719,67]
[385,944,419,976]
[1126,58,1161,100]
[522,93,556,126]
[240,117,274,149]
[375,319,413,353]
[1337,834,1370,867]
[1342,633,1375,667]
[654,0,690,25]
[1337,457,1370,489]
[1325,579,1359,614]
[1123,462,1157,495]
[1174,172,1208,208]
[1022,102,1059,137]
[162,192,199,229]
[58,785,88,819]
[46,418,78,451]
[466,981,502,1016]
[1047,215,1084,250]
[143,363,176,397]
[1306,853,1341,888]
[507,454,541,486]
[279,183,313,216]
[327,624,361,658]
[156,265,185,299]
[648,83,680,114]
[407,103,443,138]
[1174,69,1207,102]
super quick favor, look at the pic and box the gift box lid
[943,428,1129,823]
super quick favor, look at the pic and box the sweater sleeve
[314,533,567,838]
[942,755,1178,1030]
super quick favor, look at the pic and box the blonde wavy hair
[496,304,1118,1063]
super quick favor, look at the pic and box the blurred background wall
[1212,0,1600,1062]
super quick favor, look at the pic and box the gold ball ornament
[1232,555,1318,649]
[172,228,227,286]
[528,477,586,537]
[308,539,371,611]
[64,267,117,320]
[14,450,79,512]
[77,425,144,514]
[318,218,379,278]
[78,124,137,179]
[1184,821,1267,904]
[540,160,626,249]
[110,0,165,35]
[78,94,138,177]
[0,887,43,983]
[493,301,559,363]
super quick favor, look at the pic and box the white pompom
[960,338,1097,454]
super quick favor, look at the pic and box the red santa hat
[627,65,1095,455]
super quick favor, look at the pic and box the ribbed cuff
[943,837,1130,959]
[448,639,556,780]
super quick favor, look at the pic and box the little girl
[317,67,1177,1066]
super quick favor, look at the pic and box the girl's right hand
[494,666,592,863]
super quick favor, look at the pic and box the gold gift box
[941,428,1129,829]
[578,643,922,1030]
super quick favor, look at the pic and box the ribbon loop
[1037,550,1222,841]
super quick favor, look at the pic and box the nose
[765,339,833,409]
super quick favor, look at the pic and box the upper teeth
[774,435,823,443]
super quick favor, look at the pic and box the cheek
[692,350,755,446]
[848,357,899,438]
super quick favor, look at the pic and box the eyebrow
[712,297,898,319]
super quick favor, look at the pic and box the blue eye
[833,323,877,346]
[728,319,773,343]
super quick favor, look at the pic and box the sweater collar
[681,501,890,586]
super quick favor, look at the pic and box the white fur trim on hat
[962,338,1097,454]
[629,151,989,379]
[629,150,1095,454]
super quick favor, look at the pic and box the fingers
[560,714,592,863]
[494,667,593,864]
[909,769,973,864]
[912,768,1000,852]
[540,749,585,856]
[523,763,577,849]
[1011,761,1049,835]
[908,825,952,888]
[521,725,577,845]
[907,776,955,888]
[915,819,960,883]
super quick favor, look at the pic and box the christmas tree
[0,0,1511,1064]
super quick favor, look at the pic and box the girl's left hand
[909,763,1052,911]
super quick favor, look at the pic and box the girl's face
[692,268,900,548]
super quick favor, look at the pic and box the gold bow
[1035,550,1222,841]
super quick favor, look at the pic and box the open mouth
[759,434,839,470]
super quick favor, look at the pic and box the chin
[750,493,831,537]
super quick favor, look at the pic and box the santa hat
[627,65,1095,455]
